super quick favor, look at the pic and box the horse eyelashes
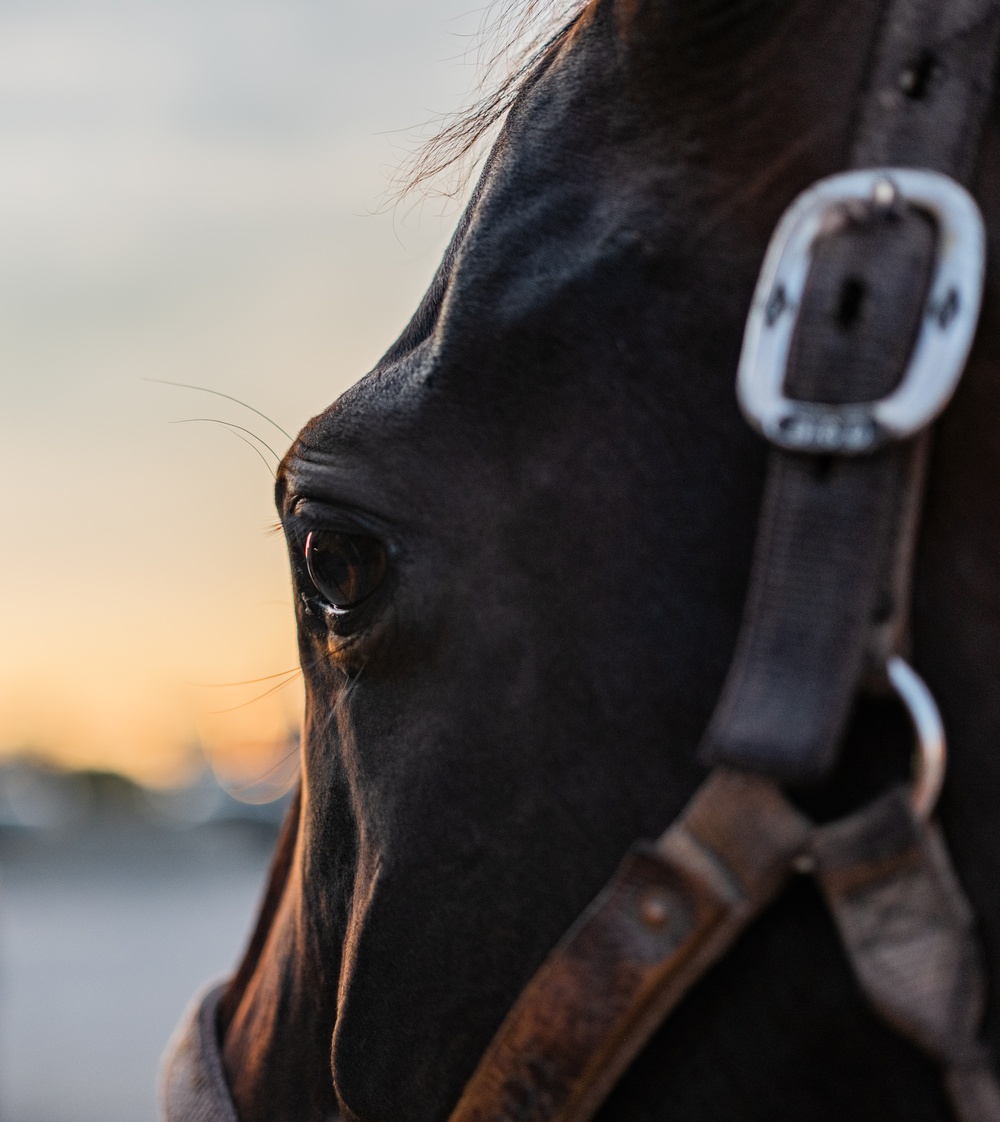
[304,529,387,614]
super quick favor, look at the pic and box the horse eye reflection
[304,529,387,613]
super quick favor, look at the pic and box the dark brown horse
[163,2,1000,1119]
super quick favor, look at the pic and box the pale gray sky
[0,0,500,783]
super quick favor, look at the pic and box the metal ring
[887,656,946,820]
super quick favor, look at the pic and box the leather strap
[813,789,1000,1122]
[702,0,1000,782]
[448,771,811,1122]
[450,776,1000,1122]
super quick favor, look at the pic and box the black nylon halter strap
[702,0,1000,783]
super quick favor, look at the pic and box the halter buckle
[737,168,986,454]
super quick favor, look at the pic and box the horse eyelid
[287,497,393,543]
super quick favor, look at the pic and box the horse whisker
[169,418,282,463]
[227,743,302,794]
[227,430,277,480]
[208,673,302,715]
[187,668,301,688]
[146,378,293,440]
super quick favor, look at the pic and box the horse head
[167,2,1000,1119]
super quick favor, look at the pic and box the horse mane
[392,1,588,203]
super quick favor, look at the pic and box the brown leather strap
[448,771,810,1122]
[701,0,1000,782]
[451,775,1000,1122]
[812,788,1000,1122]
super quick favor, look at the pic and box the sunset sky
[0,0,498,789]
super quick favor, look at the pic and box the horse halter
[448,2,1000,1121]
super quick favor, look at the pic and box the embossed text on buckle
[737,168,986,454]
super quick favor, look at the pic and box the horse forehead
[290,0,882,475]
[281,27,778,504]
[287,209,717,482]
[284,370,683,528]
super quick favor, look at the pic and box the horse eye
[304,529,387,613]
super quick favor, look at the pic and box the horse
[162,1,1000,1119]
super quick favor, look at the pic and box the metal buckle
[737,168,986,454]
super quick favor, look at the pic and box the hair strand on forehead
[387,1,588,207]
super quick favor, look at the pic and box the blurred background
[0,0,495,1116]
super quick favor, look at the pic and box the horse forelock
[400,0,834,205]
